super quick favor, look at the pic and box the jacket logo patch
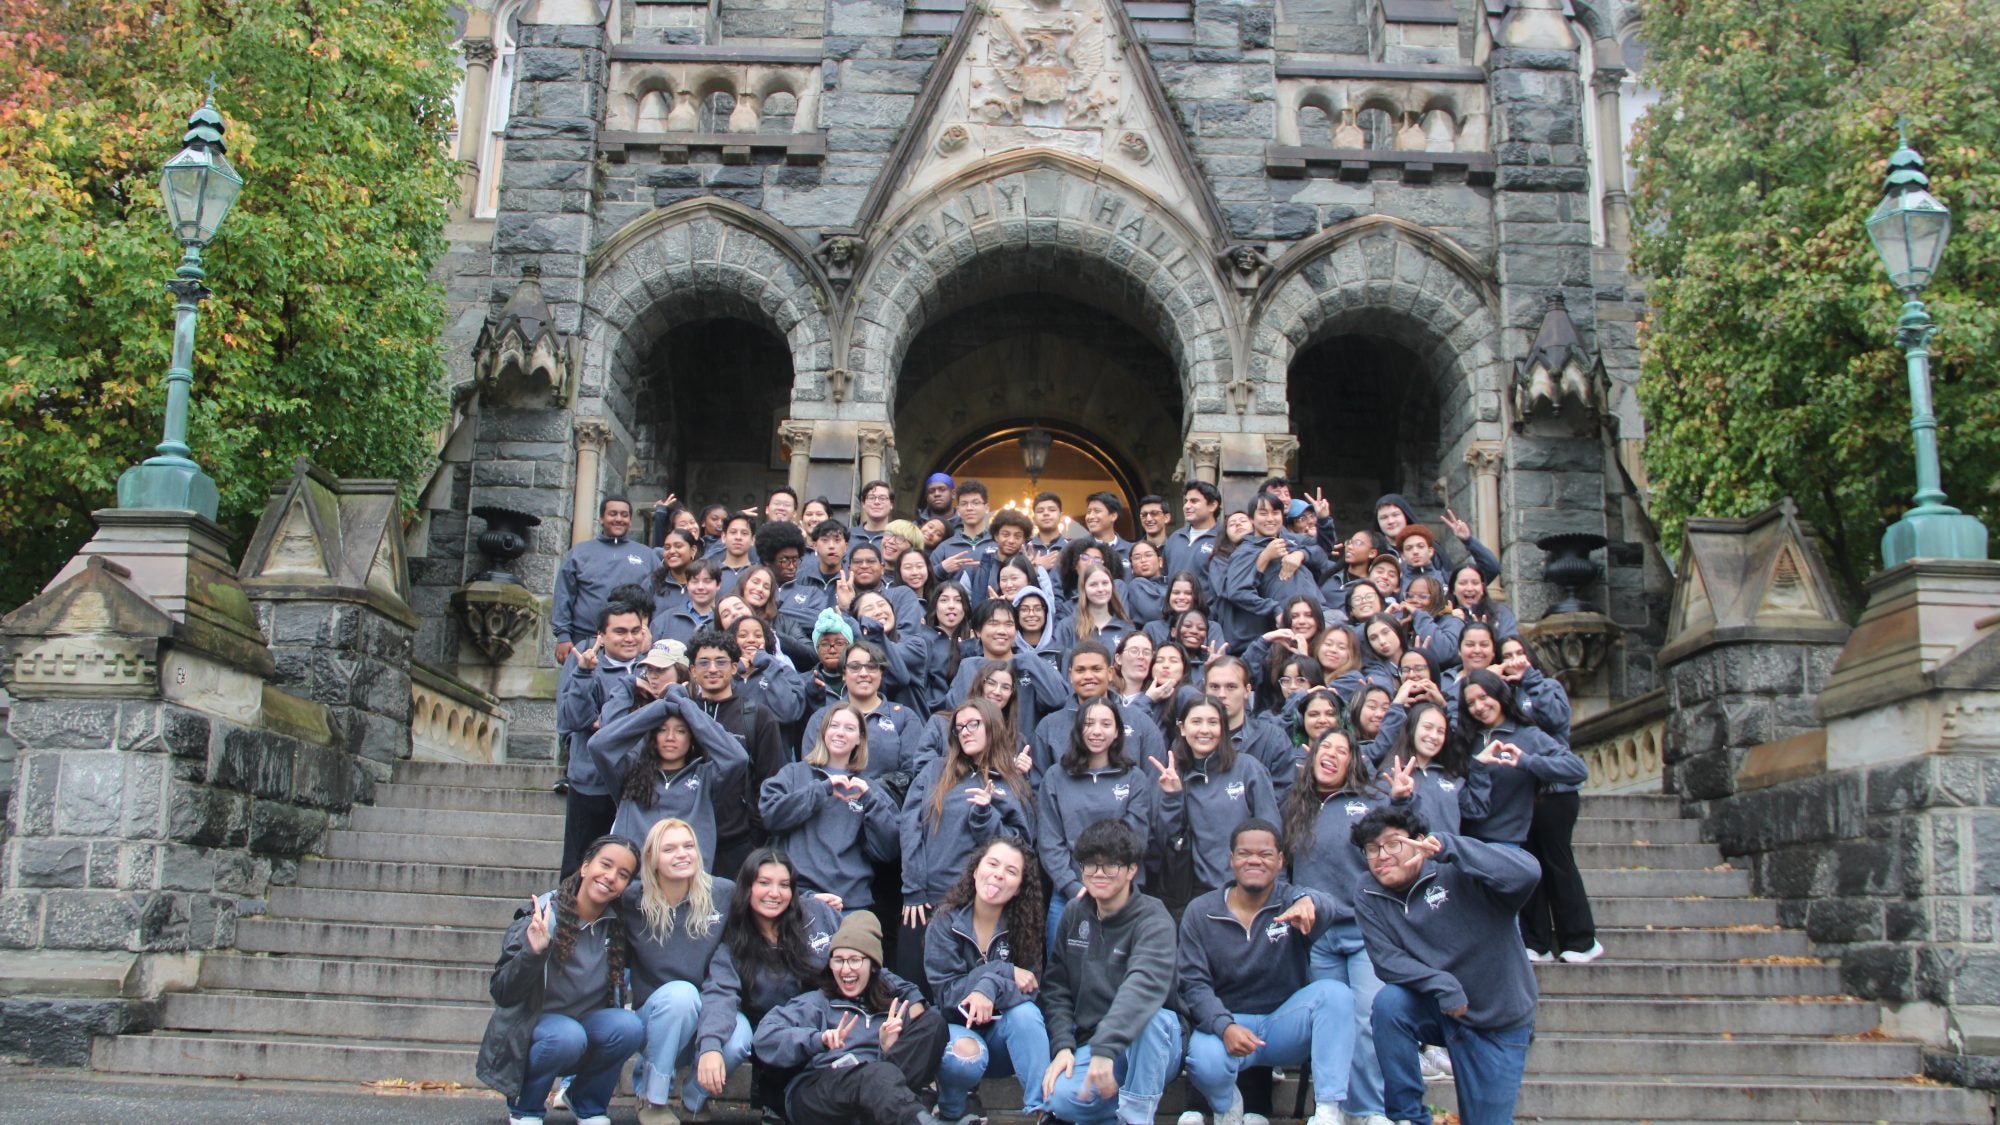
[1424,885,1449,910]
[877,718,895,730]
[1225,781,1246,800]
[846,799,865,813]
[1437,779,1457,793]
[810,931,832,951]
[1345,800,1370,817]
[1264,920,1290,943]
[1113,783,1132,801]
[993,940,1011,961]
[1067,919,1091,948]
[627,554,646,566]
[684,777,702,791]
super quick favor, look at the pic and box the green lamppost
[1864,131,1988,566]
[115,95,243,520]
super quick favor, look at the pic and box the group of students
[505,474,1602,1125]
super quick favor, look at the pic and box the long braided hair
[551,834,639,1008]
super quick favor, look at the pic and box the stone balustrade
[409,662,508,764]
[1274,68,1489,152]
[607,47,820,134]
[1573,688,1667,793]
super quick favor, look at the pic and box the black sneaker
[552,778,570,795]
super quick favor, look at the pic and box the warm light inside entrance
[943,430,1136,539]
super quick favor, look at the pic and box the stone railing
[1268,61,1494,182]
[1572,688,1668,793]
[410,661,509,764]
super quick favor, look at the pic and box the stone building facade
[424,0,1669,756]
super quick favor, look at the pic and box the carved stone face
[826,237,855,264]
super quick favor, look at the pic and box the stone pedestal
[0,510,361,1064]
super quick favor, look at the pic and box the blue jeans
[1184,980,1352,1112]
[1309,921,1385,1116]
[937,1001,1053,1116]
[511,1007,645,1118]
[1373,984,1532,1125]
[636,980,754,1109]
[1043,1008,1182,1125]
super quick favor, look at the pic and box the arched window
[473,1,526,219]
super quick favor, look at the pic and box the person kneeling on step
[1179,818,1352,1125]
[478,834,646,1125]
[1039,819,1183,1125]
[1352,808,1540,1125]
[753,911,951,1125]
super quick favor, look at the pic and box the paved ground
[0,1065,773,1124]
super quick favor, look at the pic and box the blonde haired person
[760,703,900,913]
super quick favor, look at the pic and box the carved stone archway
[835,154,1248,430]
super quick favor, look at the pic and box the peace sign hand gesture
[1148,755,1183,794]
[1442,508,1472,541]
[1385,755,1418,801]
[966,776,996,807]
[822,1012,860,1051]
[880,999,912,1052]
[523,896,553,953]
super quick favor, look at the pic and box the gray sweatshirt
[1154,753,1280,891]
[555,653,640,793]
[800,700,925,778]
[586,692,751,865]
[697,895,842,1055]
[1041,891,1178,1057]
[1289,786,1408,924]
[758,761,900,907]
[899,760,1035,904]
[1036,764,1157,901]
[1356,833,1542,1030]
[1178,880,1337,1036]
[1458,720,1588,844]
[1029,698,1168,788]
[624,878,735,1008]
[924,902,1036,1013]
[552,534,659,643]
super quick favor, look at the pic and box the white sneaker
[1524,947,1554,962]
[575,1117,612,1125]
[1559,941,1606,964]
[1176,1112,1205,1125]
[1419,1044,1453,1080]
[508,1117,544,1125]
[1217,1090,1247,1125]
[1307,1104,1346,1125]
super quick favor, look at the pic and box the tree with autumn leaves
[0,0,457,607]
[1632,0,2000,601]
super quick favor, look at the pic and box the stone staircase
[91,769,1994,1122]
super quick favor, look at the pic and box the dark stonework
[0,996,147,1068]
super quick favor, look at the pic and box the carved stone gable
[861,0,1226,241]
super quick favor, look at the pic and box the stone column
[1184,437,1221,487]
[1591,63,1634,254]
[1263,434,1300,483]
[1464,441,1504,550]
[857,424,893,493]
[782,420,815,495]
[569,418,610,547]
[455,37,495,219]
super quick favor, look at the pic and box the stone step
[92,1030,480,1085]
[319,829,562,869]
[1578,868,1752,897]
[1576,794,1685,818]
[1536,996,1879,1036]
[393,760,563,790]
[1524,1034,1920,1078]
[295,857,550,899]
[233,918,501,965]
[161,991,489,1044]
[1589,926,1810,961]
[1473,1074,1990,1122]
[345,804,563,840]
[1529,959,1841,997]
[200,953,490,1003]
[1571,841,1725,869]
[1589,895,1779,928]
[267,885,520,929]
[373,782,566,815]
[1572,816,1705,844]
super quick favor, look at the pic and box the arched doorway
[628,315,793,517]
[1288,333,1443,534]
[892,291,1184,534]
[937,422,1145,540]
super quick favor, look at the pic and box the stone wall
[1664,640,1844,800]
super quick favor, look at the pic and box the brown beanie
[829,910,884,964]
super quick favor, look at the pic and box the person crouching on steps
[753,911,951,1125]
[478,834,645,1125]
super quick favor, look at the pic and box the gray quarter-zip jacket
[624,877,735,1008]
[1289,785,1408,923]
[1459,719,1587,843]
[759,761,899,906]
[1037,763,1157,900]
[1178,880,1337,1035]
[1355,833,1542,1030]
[1154,753,1280,891]
[553,534,658,643]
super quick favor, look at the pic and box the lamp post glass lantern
[1019,425,1053,485]
[1863,131,1987,567]
[115,95,243,520]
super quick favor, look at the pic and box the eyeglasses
[954,719,985,734]
[844,661,880,673]
[1363,838,1414,860]
[828,955,871,970]
[693,657,733,670]
[1081,862,1132,877]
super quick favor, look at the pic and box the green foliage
[1631,0,2000,599]
[0,0,457,608]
